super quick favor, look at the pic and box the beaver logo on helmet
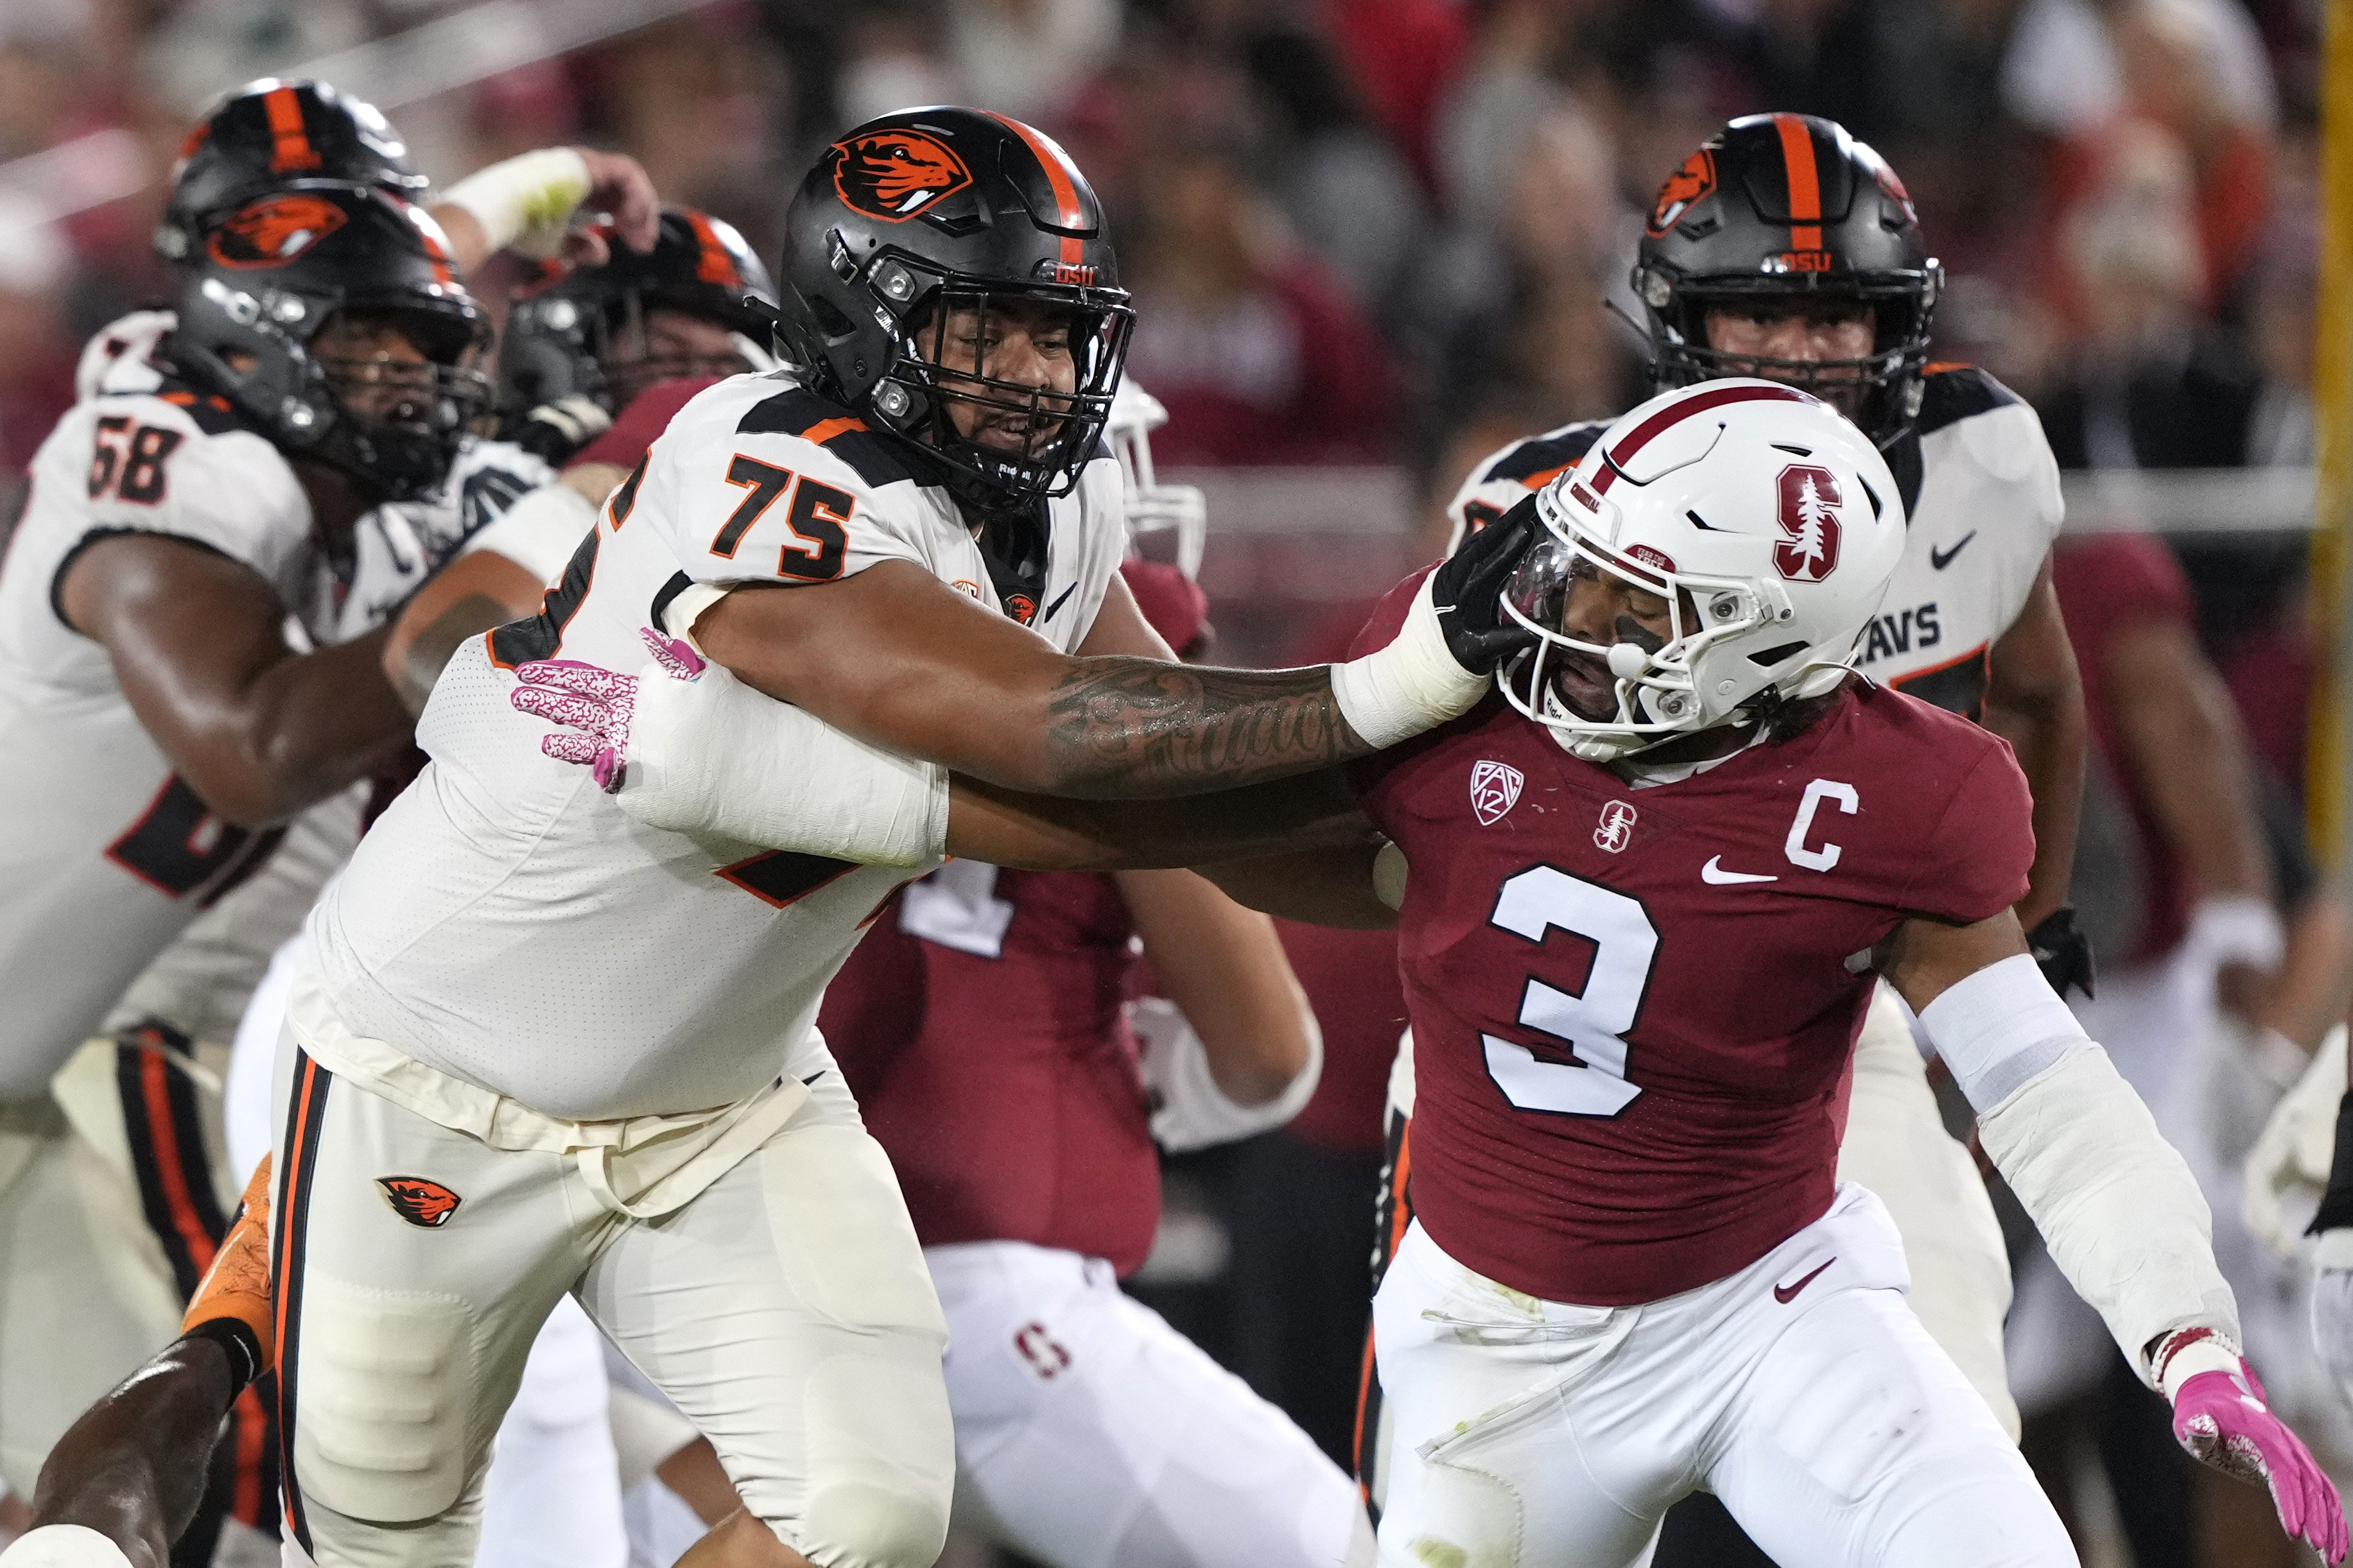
[1646,148,1716,238]
[831,130,975,222]
[207,193,350,268]
[376,1176,462,1228]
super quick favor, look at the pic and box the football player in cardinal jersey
[813,560,1371,1568]
[263,107,1531,1568]
[525,381,2345,1565]
[1390,115,2087,1474]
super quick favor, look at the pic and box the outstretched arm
[23,1332,242,1568]
[690,503,1535,800]
[1885,911,2347,1560]
[61,536,414,825]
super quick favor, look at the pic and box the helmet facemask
[595,295,777,408]
[1638,266,1942,450]
[1107,382,1205,578]
[867,271,1132,513]
[304,306,492,501]
[1499,479,1854,763]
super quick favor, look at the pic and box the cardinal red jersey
[1348,575,2033,1306]
[819,862,1161,1275]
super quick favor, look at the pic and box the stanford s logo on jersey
[1646,148,1716,237]
[376,1176,462,1228]
[1470,761,1523,826]
[207,193,349,268]
[830,130,975,222]
[1594,800,1638,853]
[1772,464,1843,583]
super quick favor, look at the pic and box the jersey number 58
[1483,865,1658,1117]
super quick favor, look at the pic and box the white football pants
[1373,1187,2074,1568]
[233,942,627,1568]
[265,1029,951,1568]
[929,1241,1373,1568]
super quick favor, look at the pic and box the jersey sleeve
[638,383,937,589]
[58,397,311,591]
[569,376,722,472]
[1897,740,2036,924]
[1441,422,1607,554]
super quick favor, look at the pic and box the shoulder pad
[1913,365,2018,440]
[1483,422,1607,487]
[736,388,915,490]
[144,377,256,438]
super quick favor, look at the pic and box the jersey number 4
[88,418,182,504]
[1484,865,1658,1117]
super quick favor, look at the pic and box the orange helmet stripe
[1773,114,1822,252]
[682,210,739,286]
[263,84,322,174]
[984,112,1086,268]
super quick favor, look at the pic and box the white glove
[0,1526,137,1567]
[1133,996,1321,1152]
[2244,1024,2347,1258]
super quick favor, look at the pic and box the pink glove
[2166,1333,2347,1562]
[509,629,702,791]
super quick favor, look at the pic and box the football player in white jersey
[260,106,1534,1568]
[1353,115,2090,1537]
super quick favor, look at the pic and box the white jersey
[1446,366,2063,718]
[306,371,1128,1121]
[0,322,549,1093]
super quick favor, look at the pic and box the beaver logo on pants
[376,1176,463,1228]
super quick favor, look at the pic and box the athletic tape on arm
[1925,960,2241,1382]
[1135,996,1324,1152]
[621,656,946,868]
[439,148,593,259]
[1329,574,1489,748]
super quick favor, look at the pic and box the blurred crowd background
[0,2,2336,1565]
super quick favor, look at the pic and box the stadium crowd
[0,3,2340,1568]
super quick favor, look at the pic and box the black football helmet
[166,185,491,501]
[499,207,779,416]
[158,78,427,264]
[1630,114,1942,448]
[774,107,1132,513]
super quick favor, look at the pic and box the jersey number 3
[1484,866,1658,1117]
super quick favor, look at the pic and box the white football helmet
[1109,377,1206,578]
[1500,379,1904,762]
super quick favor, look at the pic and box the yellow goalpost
[2313,0,2353,863]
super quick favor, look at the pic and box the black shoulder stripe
[1483,423,1606,485]
[1912,365,2019,440]
[737,388,916,489]
[650,571,693,633]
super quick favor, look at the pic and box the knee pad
[785,1354,953,1568]
[797,1478,951,1568]
[291,1274,481,1522]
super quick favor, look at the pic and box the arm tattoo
[1043,657,1371,798]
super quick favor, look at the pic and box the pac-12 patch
[1470,761,1524,825]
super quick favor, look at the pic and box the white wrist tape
[1976,1042,2240,1384]
[1918,953,2090,1111]
[2189,894,2287,972]
[1134,996,1323,1152]
[464,480,596,587]
[0,1525,138,1567]
[2157,1335,2246,1401]
[620,660,947,868]
[1330,574,1489,748]
[440,147,593,259]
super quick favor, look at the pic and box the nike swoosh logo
[1701,856,1778,885]
[1773,1257,1836,1304]
[1039,582,1079,624]
[1929,531,1977,571]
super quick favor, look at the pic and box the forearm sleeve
[621,657,948,868]
[1922,955,2239,1383]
